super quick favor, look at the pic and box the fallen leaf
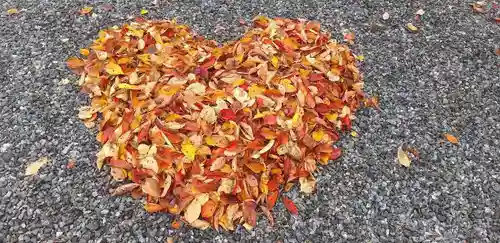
[140,9,149,15]
[299,177,316,194]
[7,8,19,15]
[25,157,50,175]
[397,146,411,167]
[444,133,459,144]
[416,9,425,16]
[67,159,76,169]
[105,62,124,75]
[171,220,182,229]
[79,6,93,15]
[406,23,418,32]
[282,196,298,215]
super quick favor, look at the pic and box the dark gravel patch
[0,0,499,242]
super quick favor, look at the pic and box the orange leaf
[66,57,85,68]
[444,133,459,144]
[171,220,182,229]
[201,200,217,218]
[144,203,164,213]
[246,162,265,173]
[282,196,298,215]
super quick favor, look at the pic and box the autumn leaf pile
[66,16,373,231]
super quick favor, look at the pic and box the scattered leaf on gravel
[406,23,418,32]
[25,157,50,176]
[397,146,411,167]
[140,9,148,15]
[282,196,298,215]
[79,6,93,15]
[67,17,373,230]
[444,133,459,144]
[7,8,19,15]
[67,159,76,169]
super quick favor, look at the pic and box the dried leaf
[397,146,411,167]
[406,23,418,32]
[79,6,93,15]
[7,8,19,15]
[282,196,298,215]
[444,133,459,144]
[181,139,197,161]
[299,177,316,194]
[142,178,162,197]
[105,62,124,75]
[25,157,50,176]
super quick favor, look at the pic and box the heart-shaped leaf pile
[67,16,376,231]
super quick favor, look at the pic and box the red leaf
[263,115,277,125]
[282,196,298,215]
[220,109,236,120]
[267,191,279,209]
[330,147,342,161]
[243,200,257,226]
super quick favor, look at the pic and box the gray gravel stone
[0,0,499,242]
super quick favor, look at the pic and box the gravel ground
[1,0,499,242]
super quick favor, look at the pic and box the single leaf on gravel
[140,9,148,15]
[282,196,298,215]
[25,157,50,176]
[7,8,19,15]
[79,6,93,15]
[444,133,459,144]
[397,146,411,167]
[407,23,418,32]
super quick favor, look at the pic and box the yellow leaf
[350,131,358,137]
[232,79,246,87]
[25,157,50,176]
[270,56,279,69]
[165,113,182,122]
[280,79,296,93]
[407,23,418,32]
[181,140,197,161]
[105,62,124,75]
[117,83,140,90]
[355,55,365,61]
[79,48,90,56]
[325,113,338,122]
[283,37,299,50]
[248,85,265,98]
[140,9,148,15]
[312,129,324,142]
[444,133,459,144]
[397,146,411,167]
[7,8,19,15]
